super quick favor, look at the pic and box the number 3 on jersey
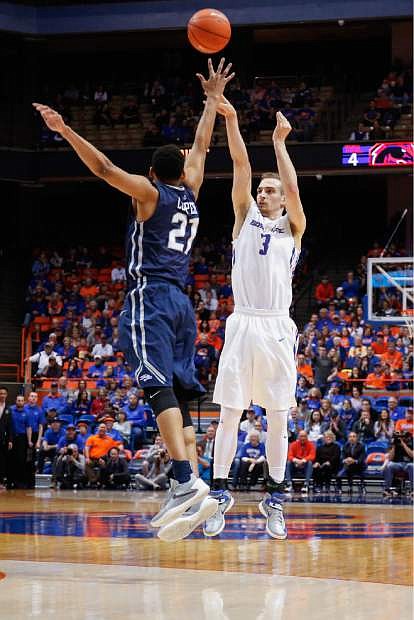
[168,213,198,255]
[259,233,271,256]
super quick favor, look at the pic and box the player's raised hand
[216,95,237,119]
[196,58,235,98]
[273,110,292,143]
[32,103,67,133]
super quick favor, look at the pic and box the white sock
[265,410,289,484]
[213,406,243,480]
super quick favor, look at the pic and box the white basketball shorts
[213,307,298,411]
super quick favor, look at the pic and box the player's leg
[155,292,218,541]
[254,317,296,540]
[258,410,289,540]
[204,313,252,537]
[119,285,209,532]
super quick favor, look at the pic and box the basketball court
[0,489,412,619]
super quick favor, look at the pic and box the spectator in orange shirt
[296,353,314,384]
[84,423,121,484]
[80,277,99,299]
[365,364,386,389]
[286,430,316,494]
[381,341,403,371]
[371,332,387,355]
[395,408,413,435]
[315,276,335,307]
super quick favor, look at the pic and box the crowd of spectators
[2,236,412,496]
[349,67,412,141]
[39,73,326,148]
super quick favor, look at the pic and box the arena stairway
[0,249,27,377]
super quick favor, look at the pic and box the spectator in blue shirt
[239,431,266,490]
[316,308,335,332]
[24,391,46,451]
[42,382,68,417]
[56,424,84,453]
[123,394,147,449]
[197,444,212,482]
[104,417,124,443]
[87,355,107,379]
[10,395,32,488]
[339,399,359,431]
[341,271,361,300]
[38,419,65,473]
[219,274,232,298]
[56,336,77,362]
[327,383,346,411]
[67,359,82,379]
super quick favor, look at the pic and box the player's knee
[143,387,179,418]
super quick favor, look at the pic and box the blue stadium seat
[77,414,95,426]
[398,396,413,408]
[374,397,390,410]
[58,414,74,427]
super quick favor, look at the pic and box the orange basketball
[187,9,231,54]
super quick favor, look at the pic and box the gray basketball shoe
[157,495,219,542]
[258,492,287,540]
[203,490,234,537]
[150,475,209,529]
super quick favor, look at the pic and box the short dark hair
[260,172,280,181]
[0,385,8,392]
[151,145,185,182]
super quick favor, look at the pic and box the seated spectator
[240,407,256,435]
[287,406,305,442]
[104,416,124,443]
[27,342,62,377]
[91,335,114,361]
[123,394,147,449]
[239,431,266,490]
[315,276,334,307]
[368,119,386,140]
[296,353,314,384]
[322,410,346,443]
[339,399,358,432]
[352,409,375,443]
[305,410,324,443]
[37,419,65,474]
[312,430,341,492]
[135,439,171,490]
[296,375,309,402]
[349,123,370,141]
[42,382,68,417]
[381,342,403,371]
[197,444,212,482]
[71,391,92,420]
[395,407,413,435]
[337,432,366,493]
[200,424,216,459]
[56,424,84,454]
[42,355,63,379]
[306,387,322,411]
[101,447,130,489]
[341,271,361,300]
[111,261,126,284]
[365,364,386,389]
[383,429,413,497]
[285,430,316,494]
[75,421,91,452]
[87,355,108,378]
[55,443,86,489]
[374,409,394,442]
[113,411,132,447]
[194,333,216,371]
[363,100,381,125]
[326,383,345,411]
[84,423,121,486]
[120,97,142,128]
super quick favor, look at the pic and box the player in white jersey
[204,97,306,539]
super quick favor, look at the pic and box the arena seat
[399,396,413,408]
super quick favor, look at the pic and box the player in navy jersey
[33,58,234,541]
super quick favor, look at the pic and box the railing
[20,326,32,384]
[0,364,20,382]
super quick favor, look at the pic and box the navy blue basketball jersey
[126,181,199,290]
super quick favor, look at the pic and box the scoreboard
[342,142,413,167]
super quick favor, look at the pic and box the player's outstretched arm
[217,96,252,236]
[32,103,158,217]
[184,58,234,199]
[273,111,306,245]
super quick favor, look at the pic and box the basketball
[187,9,231,54]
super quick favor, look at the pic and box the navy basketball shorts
[119,278,205,401]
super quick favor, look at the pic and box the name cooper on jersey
[176,197,198,215]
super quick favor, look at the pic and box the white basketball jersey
[231,201,300,311]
